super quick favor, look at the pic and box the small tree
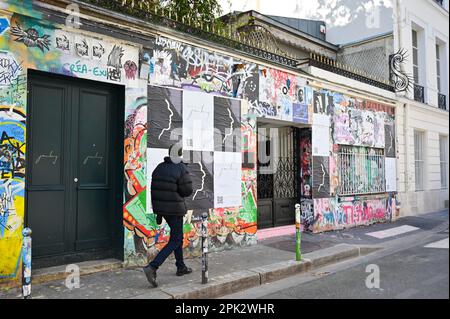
[122,0,224,25]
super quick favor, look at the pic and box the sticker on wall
[293,103,308,124]
[0,17,10,35]
[55,33,70,53]
[74,37,90,59]
[183,90,214,152]
[148,86,183,149]
[214,152,242,208]
[300,198,315,231]
[92,42,106,60]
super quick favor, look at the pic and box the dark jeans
[149,215,186,270]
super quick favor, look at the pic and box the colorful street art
[0,10,141,282]
[0,3,399,285]
[299,129,312,199]
[257,67,312,122]
[148,36,258,100]
[0,14,26,280]
[312,196,394,233]
[0,103,25,280]
[332,95,387,148]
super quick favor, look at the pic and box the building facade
[393,0,449,215]
[1,0,399,287]
[327,0,449,216]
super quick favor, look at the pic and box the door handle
[74,178,79,183]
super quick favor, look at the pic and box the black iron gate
[257,126,299,229]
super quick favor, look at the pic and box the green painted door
[26,71,123,268]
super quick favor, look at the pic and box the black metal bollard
[22,227,32,299]
[201,212,208,284]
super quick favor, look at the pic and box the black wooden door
[26,71,123,267]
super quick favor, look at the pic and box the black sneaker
[143,266,158,287]
[176,266,193,276]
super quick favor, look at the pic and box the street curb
[32,259,123,285]
[159,243,363,299]
[248,259,312,284]
[162,270,261,299]
[305,244,360,268]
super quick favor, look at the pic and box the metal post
[201,212,209,284]
[295,204,302,261]
[22,228,32,299]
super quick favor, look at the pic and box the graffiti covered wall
[0,4,399,282]
[312,195,396,232]
[0,9,141,282]
[305,85,396,232]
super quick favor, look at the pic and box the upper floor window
[436,40,448,110]
[412,30,420,84]
[412,29,426,103]
[436,44,442,92]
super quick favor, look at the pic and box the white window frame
[412,29,420,84]
[409,17,428,103]
[414,130,425,192]
[440,135,448,189]
[436,43,442,93]
[435,36,448,109]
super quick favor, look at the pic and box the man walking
[143,145,193,288]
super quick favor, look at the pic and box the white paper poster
[214,152,242,208]
[147,148,169,212]
[312,125,330,156]
[313,113,330,127]
[385,157,397,192]
[183,90,214,152]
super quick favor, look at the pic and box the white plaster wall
[393,0,450,216]
[396,99,449,215]
[394,0,449,106]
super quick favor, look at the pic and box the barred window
[338,146,385,196]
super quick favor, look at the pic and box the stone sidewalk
[1,210,447,299]
[0,239,370,299]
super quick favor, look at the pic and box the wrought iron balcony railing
[414,84,425,103]
[438,93,447,110]
[309,54,394,92]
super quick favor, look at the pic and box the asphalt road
[222,232,449,299]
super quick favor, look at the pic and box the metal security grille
[338,146,385,196]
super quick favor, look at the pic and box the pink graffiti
[313,197,392,233]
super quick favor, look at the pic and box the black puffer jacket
[151,157,193,216]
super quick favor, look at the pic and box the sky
[219,0,394,44]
